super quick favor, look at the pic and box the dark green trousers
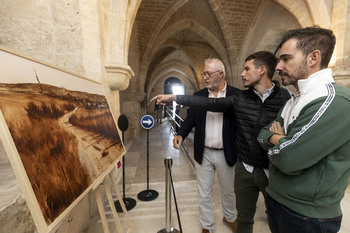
[235,160,268,233]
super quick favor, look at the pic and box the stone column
[332,0,350,88]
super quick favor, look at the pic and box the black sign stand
[114,115,137,212]
[137,115,159,201]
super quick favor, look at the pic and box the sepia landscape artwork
[0,48,125,233]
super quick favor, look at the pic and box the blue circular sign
[140,114,155,129]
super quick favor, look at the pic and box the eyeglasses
[201,70,221,78]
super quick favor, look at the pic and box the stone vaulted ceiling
[136,0,259,56]
[131,0,297,94]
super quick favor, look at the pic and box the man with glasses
[172,58,239,233]
[151,51,291,233]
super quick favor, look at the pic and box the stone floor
[1,118,349,233]
[83,119,350,233]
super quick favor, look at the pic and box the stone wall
[0,1,120,232]
[0,0,103,81]
[0,141,37,233]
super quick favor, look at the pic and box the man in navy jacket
[173,58,239,233]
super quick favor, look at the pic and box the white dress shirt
[204,83,227,149]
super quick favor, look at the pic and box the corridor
[116,120,269,232]
[84,116,350,233]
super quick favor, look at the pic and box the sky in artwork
[0,49,104,96]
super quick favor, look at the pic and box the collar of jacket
[248,80,281,95]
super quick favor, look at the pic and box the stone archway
[138,18,232,92]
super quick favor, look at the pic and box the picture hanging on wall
[0,48,125,233]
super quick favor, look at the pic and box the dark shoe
[202,229,210,233]
[223,217,236,233]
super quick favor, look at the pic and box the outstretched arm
[150,94,235,112]
[150,94,176,105]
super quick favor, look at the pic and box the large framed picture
[0,48,125,233]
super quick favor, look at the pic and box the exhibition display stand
[137,115,159,201]
[114,115,137,212]
[94,169,133,233]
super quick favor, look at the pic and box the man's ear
[308,50,321,68]
[259,65,267,76]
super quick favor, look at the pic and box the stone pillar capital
[105,63,134,91]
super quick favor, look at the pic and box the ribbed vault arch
[139,19,230,92]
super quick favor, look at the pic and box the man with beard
[172,58,239,233]
[151,51,291,233]
[258,26,350,233]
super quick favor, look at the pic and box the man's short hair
[245,51,278,79]
[280,26,336,68]
[204,58,226,77]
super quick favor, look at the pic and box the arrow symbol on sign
[143,119,152,125]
